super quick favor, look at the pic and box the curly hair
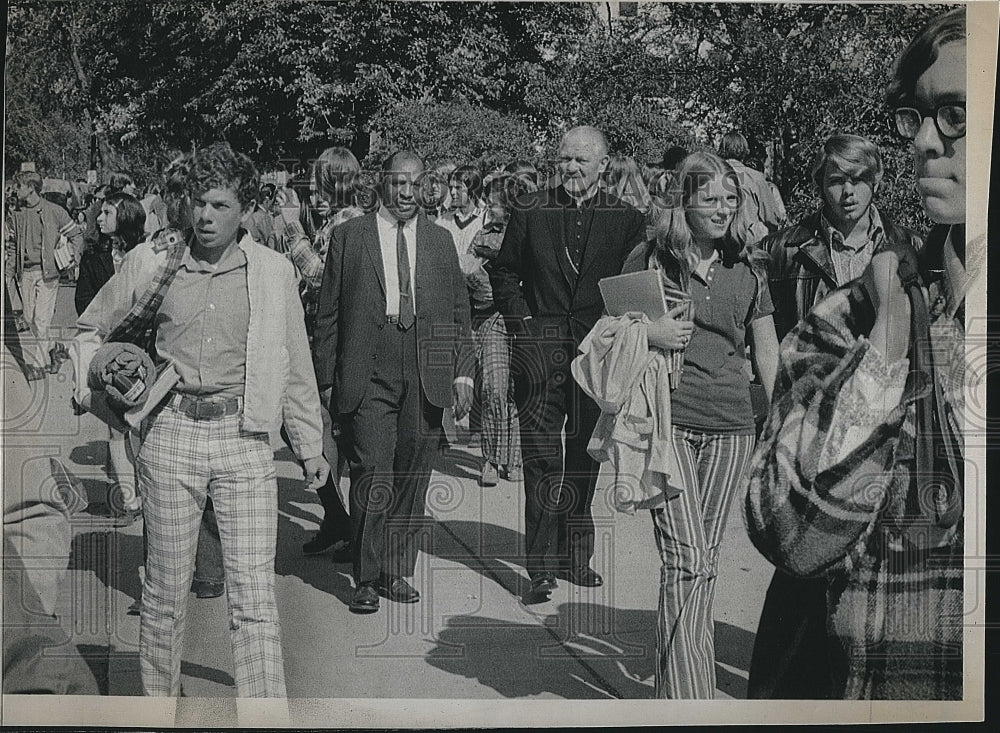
[186,142,259,209]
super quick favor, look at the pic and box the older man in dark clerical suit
[312,151,474,613]
[490,126,646,595]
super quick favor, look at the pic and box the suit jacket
[489,185,646,347]
[312,211,474,414]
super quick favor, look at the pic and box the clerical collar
[560,183,600,208]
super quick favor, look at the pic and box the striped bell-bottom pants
[651,426,755,699]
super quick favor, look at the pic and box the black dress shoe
[302,529,349,555]
[529,572,558,593]
[377,574,420,603]
[350,582,380,613]
[557,567,603,587]
[192,580,225,599]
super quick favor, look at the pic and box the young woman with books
[583,151,779,698]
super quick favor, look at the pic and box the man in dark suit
[312,150,474,613]
[490,126,646,595]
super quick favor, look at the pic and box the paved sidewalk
[7,285,775,702]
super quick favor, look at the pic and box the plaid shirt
[744,234,966,699]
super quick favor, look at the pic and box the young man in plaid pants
[75,143,328,697]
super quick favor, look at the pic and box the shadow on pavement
[70,440,109,466]
[427,604,654,699]
[425,608,758,699]
[75,643,112,695]
[433,446,480,482]
[181,659,236,688]
[69,531,144,603]
[425,518,525,596]
[274,476,355,607]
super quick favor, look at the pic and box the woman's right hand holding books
[646,304,694,351]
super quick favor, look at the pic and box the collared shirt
[16,204,45,266]
[76,231,323,459]
[664,253,774,435]
[155,241,250,396]
[9,197,83,280]
[375,205,418,317]
[823,206,885,284]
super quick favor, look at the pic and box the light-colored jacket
[74,233,324,460]
[571,314,686,513]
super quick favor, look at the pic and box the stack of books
[598,269,692,389]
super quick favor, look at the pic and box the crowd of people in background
[2,8,975,703]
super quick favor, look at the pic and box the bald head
[561,126,609,157]
[381,150,425,178]
[380,150,424,221]
[557,125,610,197]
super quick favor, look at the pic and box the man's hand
[452,379,474,421]
[868,250,911,363]
[302,455,331,491]
[320,387,333,412]
[472,242,500,260]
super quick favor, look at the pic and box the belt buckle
[193,400,224,420]
[386,315,399,325]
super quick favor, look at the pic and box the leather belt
[168,391,242,421]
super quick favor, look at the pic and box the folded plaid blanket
[87,342,156,413]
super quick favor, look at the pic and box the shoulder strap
[897,244,963,545]
[105,229,187,348]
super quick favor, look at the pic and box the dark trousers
[193,498,224,584]
[747,570,843,698]
[315,471,352,540]
[317,402,352,541]
[512,331,601,578]
[339,323,442,585]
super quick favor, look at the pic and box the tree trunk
[65,18,102,171]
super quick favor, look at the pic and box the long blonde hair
[651,151,768,295]
[604,155,652,212]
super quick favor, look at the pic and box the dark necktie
[396,221,415,330]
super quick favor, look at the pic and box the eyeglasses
[893,103,966,140]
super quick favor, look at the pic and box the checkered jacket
[744,237,964,699]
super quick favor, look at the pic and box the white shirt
[376,206,418,317]
[437,207,486,259]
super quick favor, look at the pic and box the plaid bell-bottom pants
[135,402,285,697]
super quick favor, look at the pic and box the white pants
[19,268,60,369]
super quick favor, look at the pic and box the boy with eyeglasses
[745,8,973,699]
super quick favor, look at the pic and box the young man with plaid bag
[75,143,328,697]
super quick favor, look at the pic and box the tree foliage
[5,1,950,229]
